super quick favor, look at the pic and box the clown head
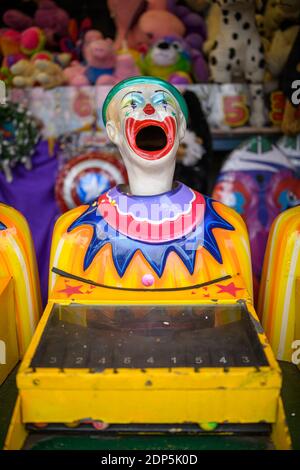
[102,76,188,195]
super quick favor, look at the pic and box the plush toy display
[0,29,25,68]
[265,25,299,81]
[34,0,70,47]
[63,38,140,86]
[84,37,117,85]
[129,9,186,50]
[206,0,265,127]
[141,35,209,83]
[212,136,300,302]
[108,0,207,55]
[59,18,93,61]
[3,9,34,31]
[257,0,300,41]
[11,56,65,89]
[20,26,46,56]
[107,0,186,51]
[3,0,70,49]
[140,37,192,84]
[167,0,207,51]
[63,37,116,86]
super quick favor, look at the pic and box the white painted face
[105,83,186,189]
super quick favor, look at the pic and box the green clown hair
[102,76,189,126]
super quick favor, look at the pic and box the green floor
[1,362,299,450]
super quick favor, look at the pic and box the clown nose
[143,103,155,115]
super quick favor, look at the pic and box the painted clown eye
[122,92,145,110]
[152,92,168,107]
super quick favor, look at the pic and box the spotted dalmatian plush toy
[208,0,265,127]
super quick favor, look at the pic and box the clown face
[106,83,186,167]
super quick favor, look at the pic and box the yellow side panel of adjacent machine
[0,277,18,385]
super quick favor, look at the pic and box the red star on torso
[216,282,244,298]
[58,281,84,297]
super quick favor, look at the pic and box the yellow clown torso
[49,182,253,301]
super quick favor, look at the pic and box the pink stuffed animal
[108,0,186,51]
[85,38,117,84]
[63,37,140,86]
[129,10,185,50]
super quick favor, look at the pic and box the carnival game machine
[5,77,291,450]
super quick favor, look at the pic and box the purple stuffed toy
[167,0,207,49]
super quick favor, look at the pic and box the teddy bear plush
[84,38,117,85]
[108,0,207,55]
[107,0,186,51]
[63,37,140,86]
[140,35,208,83]
[167,0,207,51]
[11,56,65,89]
[10,59,35,87]
[33,59,66,89]
[140,36,193,83]
[63,37,117,86]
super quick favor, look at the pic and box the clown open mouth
[125,117,176,160]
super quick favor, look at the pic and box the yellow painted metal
[15,291,283,427]
[20,389,279,425]
[271,398,292,450]
[4,396,28,451]
[258,206,300,362]
[0,277,18,385]
[49,200,254,301]
[0,203,42,356]
[295,278,300,352]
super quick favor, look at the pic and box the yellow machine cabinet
[5,275,291,450]
[258,205,300,365]
[0,278,18,385]
[0,204,42,385]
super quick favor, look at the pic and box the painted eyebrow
[121,90,143,101]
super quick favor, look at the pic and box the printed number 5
[223,95,249,127]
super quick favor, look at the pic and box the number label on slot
[146,357,155,365]
[97,357,106,365]
[195,356,204,364]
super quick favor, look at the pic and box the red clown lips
[125,116,176,160]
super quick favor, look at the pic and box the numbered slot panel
[30,304,268,370]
